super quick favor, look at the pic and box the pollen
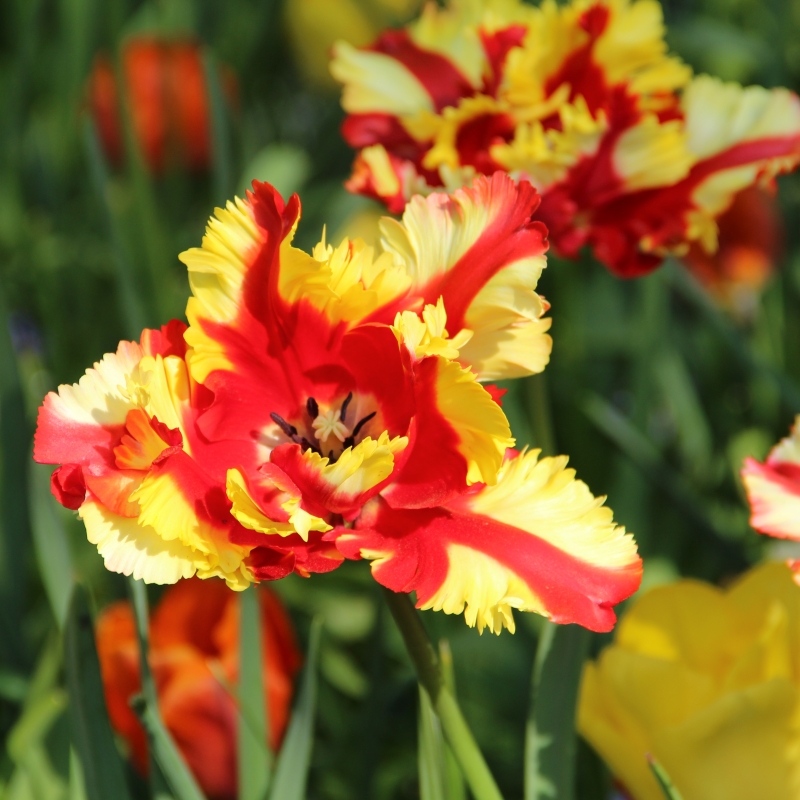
[312,408,350,444]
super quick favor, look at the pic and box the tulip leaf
[525,622,589,800]
[29,460,74,629]
[648,755,685,800]
[238,586,272,800]
[418,685,447,800]
[64,585,133,800]
[267,616,322,800]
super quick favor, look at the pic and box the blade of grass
[29,460,74,629]
[418,685,447,800]
[65,585,133,800]
[129,577,193,800]
[267,616,323,800]
[239,586,271,800]
[524,622,589,800]
[647,755,685,800]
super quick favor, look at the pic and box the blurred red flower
[683,186,784,318]
[88,39,235,174]
[96,579,301,799]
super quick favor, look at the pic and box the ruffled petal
[337,449,641,633]
[80,499,199,584]
[742,416,800,543]
[377,173,551,380]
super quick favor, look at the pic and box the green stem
[526,372,556,457]
[128,577,158,710]
[381,589,504,800]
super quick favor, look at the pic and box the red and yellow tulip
[742,417,800,569]
[331,0,800,277]
[34,175,642,633]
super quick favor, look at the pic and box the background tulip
[579,561,800,800]
[96,579,300,799]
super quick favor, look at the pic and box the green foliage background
[1,0,799,797]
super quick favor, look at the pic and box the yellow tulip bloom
[579,561,800,800]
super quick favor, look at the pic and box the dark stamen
[306,397,319,419]
[328,450,334,460]
[300,436,319,452]
[271,412,297,438]
[340,392,353,424]
[352,411,376,438]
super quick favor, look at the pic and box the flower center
[269,392,377,461]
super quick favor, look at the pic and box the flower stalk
[382,588,504,800]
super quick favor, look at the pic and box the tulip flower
[331,0,800,277]
[683,186,782,319]
[34,174,641,634]
[742,417,800,567]
[88,38,234,174]
[96,579,300,799]
[286,0,424,88]
[579,561,800,800]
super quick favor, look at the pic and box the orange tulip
[88,38,232,174]
[683,186,783,317]
[96,579,301,799]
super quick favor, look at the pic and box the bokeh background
[1,0,799,797]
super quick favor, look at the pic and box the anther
[352,411,376,438]
[270,412,297,438]
[306,397,319,419]
[340,392,353,424]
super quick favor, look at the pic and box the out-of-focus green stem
[382,589,504,800]
[526,372,556,456]
[128,577,204,800]
[128,577,158,710]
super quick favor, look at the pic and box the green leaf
[267,617,323,800]
[418,685,446,800]
[131,696,206,800]
[69,748,88,800]
[524,622,589,800]
[238,586,271,800]
[64,585,133,800]
[7,687,67,761]
[29,460,74,629]
[648,755,685,800]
